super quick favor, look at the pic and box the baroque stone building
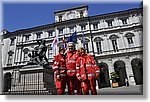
[0,5,143,92]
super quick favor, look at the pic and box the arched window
[94,37,103,54]
[109,35,119,52]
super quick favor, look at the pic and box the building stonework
[0,5,143,92]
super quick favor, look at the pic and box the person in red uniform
[52,47,66,95]
[76,48,100,95]
[66,42,82,95]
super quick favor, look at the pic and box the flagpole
[82,31,85,48]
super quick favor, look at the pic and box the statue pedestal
[9,65,56,95]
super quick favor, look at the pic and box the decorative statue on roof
[27,39,49,67]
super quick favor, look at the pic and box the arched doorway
[3,72,11,92]
[131,58,143,85]
[97,62,110,88]
[114,60,127,86]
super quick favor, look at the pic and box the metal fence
[2,68,56,95]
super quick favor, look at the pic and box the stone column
[125,56,136,85]
[107,58,115,87]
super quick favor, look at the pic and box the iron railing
[2,68,56,95]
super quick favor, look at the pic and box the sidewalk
[97,85,143,95]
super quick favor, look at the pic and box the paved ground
[97,85,143,95]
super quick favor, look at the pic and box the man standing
[66,42,81,95]
[76,48,100,95]
[52,47,66,95]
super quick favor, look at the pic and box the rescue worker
[76,47,100,95]
[66,42,82,95]
[52,47,66,95]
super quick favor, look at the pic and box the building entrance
[131,58,143,85]
[114,60,127,86]
[97,62,111,88]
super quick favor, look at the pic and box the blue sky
[3,1,142,32]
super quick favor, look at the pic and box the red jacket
[52,54,66,78]
[66,50,79,76]
[76,54,100,81]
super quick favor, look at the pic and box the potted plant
[109,71,119,88]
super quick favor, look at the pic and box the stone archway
[3,72,12,92]
[114,60,127,86]
[131,58,143,85]
[97,62,111,88]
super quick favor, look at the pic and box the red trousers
[67,75,82,95]
[81,79,97,95]
[55,78,66,95]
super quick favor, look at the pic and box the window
[109,35,119,52]
[24,53,28,61]
[59,29,63,34]
[48,44,53,59]
[107,20,113,27]
[94,37,103,54]
[11,70,21,86]
[23,48,29,61]
[127,37,134,44]
[25,36,30,42]
[85,43,89,53]
[125,33,135,47]
[59,15,62,22]
[37,34,41,39]
[93,23,98,29]
[112,40,119,52]
[80,11,83,18]
[81,25,86,31]
[125,33,134,44]
[108,21,113,27]
[8,55,13,65]
[10,38,15,45]
[122,19,127,25]
[48,31,53,37]
[96,42,102,54]
[70,27,75,33]
[7,51,14,65]
[36,32,42,39]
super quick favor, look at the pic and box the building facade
[1,5,143,92]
